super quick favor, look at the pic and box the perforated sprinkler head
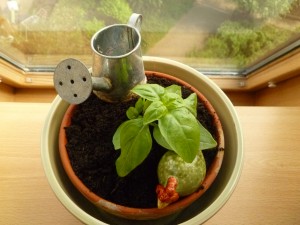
[53,58,111,104]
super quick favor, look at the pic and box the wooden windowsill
[0,102,299,224]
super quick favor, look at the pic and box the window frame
[1,47,299,91]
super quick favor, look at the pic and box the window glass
[0,0,299,75]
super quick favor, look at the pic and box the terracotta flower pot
[58,70,224,220]
[41,56,243,225]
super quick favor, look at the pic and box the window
[0,0,299,76]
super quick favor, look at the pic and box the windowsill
[1,103,299,224]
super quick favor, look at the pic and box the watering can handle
[128,13,142,31]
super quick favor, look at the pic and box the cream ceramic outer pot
[41,56,243,225]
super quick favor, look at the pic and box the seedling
[113,83,217,177]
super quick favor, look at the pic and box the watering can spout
[53,13,146,104]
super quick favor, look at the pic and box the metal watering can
[53,13,146,104]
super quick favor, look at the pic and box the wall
[0,83,14,101]
[225,91,255,106]
[0,85,56,102]
[14,88,56,102]
[255,75,300,106]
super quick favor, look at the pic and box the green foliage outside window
[98,0,132,23]
[11,0,194,56]
[186,0,299,67]
[231,0,296,19]
[187,21,297,67]
[4,0,299,69]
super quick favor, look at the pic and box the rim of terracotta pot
[58,70,225,220]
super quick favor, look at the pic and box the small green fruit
[157,150,206,196]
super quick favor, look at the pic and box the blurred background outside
[0,0,299,75]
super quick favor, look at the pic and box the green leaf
[135,97,144,114]
[158,108,200,163]
[112,122,126,150]
[126,106,139,119]
[143,101,167,125]
[161,92,180,103]
[199,122,217,150]
[153,125,172,150]
[165,84,182,96]
[132,84,164,102]
[183,93,197,117]
[142,99,151,112]
[116,118,152,177]
[161,92,184,111]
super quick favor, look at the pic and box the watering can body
[91,14,146,102]
[53,13,146,104]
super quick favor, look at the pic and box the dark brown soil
[65,74,217,208]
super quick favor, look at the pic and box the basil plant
[113,84,217,177]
